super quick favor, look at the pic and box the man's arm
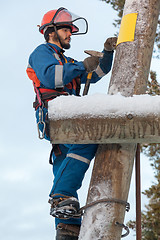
[81,50,113,84]
[81,37,117,84]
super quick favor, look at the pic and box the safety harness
[26,45,81,159]
[27,46,81,109]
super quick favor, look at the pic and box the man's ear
[49,32,55,38]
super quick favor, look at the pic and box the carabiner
[37,121,46,139]
[37,106,46,139]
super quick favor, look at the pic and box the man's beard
[60,37,71,49]
[52,34,71,49]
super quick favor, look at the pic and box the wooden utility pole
[78,0,160,239]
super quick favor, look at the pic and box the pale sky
[0,0,158,239]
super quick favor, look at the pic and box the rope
[79,198,130,213]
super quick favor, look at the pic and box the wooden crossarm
[49,114,160,144]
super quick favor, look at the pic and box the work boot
[56,223,80,240]
[49,197,82,219]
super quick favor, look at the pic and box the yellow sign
[117,13,138,46]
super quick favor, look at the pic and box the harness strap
[49,144,62,165]
[33,88,69,110]
[33,82,43,107]
[50,45,64,65]
[57,223,80,236]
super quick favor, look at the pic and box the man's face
[50,27,72,49]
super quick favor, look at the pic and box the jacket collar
[47,42,65,54]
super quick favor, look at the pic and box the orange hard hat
[40,10,57,34]
[39,7,88,35]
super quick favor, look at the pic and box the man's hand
[83,56,99,72]
[104,37,117,51]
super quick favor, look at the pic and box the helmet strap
[53,25,63,49]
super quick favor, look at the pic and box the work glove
[104,37,117,51]
[83,56,99,72]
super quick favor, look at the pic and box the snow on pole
[49,94,160,144]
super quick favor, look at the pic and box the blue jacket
[28,42,113,95]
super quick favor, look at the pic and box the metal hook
[115,222,130,238]
[37,121,46,139]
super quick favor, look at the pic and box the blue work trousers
[50,144,98,227]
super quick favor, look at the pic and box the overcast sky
[0,0,158,239]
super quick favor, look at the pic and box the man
[27,7,117,240]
